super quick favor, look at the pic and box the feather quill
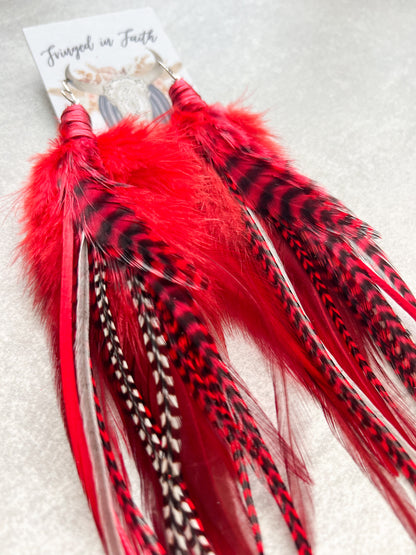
[75,236,125,555]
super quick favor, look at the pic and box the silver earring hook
[61,79,78,105]
[147,49,178,81]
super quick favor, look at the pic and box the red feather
[166,78,416,543]
[19,103,315,554]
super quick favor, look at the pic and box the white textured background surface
[1,1,416,554]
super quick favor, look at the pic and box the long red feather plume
[19,102,316,554]
[165,77,416,543]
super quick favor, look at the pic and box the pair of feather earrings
[18,59,416,555]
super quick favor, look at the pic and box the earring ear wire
[149,49,178,81]
[61,78,78,105]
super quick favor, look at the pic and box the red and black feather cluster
[18,80,416,555]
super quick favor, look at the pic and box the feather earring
[19,82,316,554]
[148,71,416,543]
